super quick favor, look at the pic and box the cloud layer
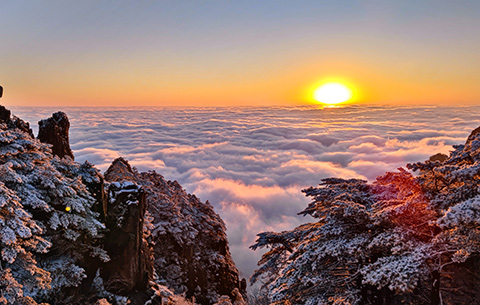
[11,105,480,277]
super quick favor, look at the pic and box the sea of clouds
[11,105,480,278]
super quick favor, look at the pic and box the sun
[313,82,353,105]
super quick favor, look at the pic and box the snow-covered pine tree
[407,127,480,303]
[251,127,480,304]
[0,113,107,304]
[250,172,443,304]
[0,180,51,305]
[251,178,379,304]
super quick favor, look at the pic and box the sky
[1,1,480,107]
[11,105,480,277]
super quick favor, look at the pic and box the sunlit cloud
[74,147,120,170]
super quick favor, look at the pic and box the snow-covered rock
[0,106,244,305]
[105,157,245,305]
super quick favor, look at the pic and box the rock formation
[105,158,245,305]
[38,111,74,159]
[466,125,480,144]
[102,181,153,294]
[0,104,9,122]
[0,105,34,137]
[0,105,244,305]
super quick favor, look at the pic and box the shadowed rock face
[38,111,74,159]
[105,157,245,304]
[0,105,9,122]
[102,181,153,294]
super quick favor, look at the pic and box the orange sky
[1,1,479,107]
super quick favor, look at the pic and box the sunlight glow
[313,82,353,105]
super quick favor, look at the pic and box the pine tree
[407,128,480,303]
[0,116,107,303]
[251,172,440,304]
[251,128,480,304]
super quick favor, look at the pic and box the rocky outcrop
[102,181,153,294]
[0,105,34,137]
[0,104,9,122]
[142,172,243,304]
[1,106,244,305]
[104,157,137,181]
[38,111,74,159]
[105,157,246,305]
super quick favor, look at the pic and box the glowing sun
[313,82,352,105]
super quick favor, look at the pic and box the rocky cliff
[0,106,245,305]
[105,158,245,304]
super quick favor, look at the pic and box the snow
[0,113,106,304]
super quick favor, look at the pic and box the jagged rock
[141,172,243,305]
[102,180,153,295]
[0,105,34,137]
[104,158,245,304]
[104,157,137,181]
[38,111,74,159]
[0,104,9,122]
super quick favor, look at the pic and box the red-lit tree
[251,170,447,304]
[407,127,480,304]
[251,128,480,304]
